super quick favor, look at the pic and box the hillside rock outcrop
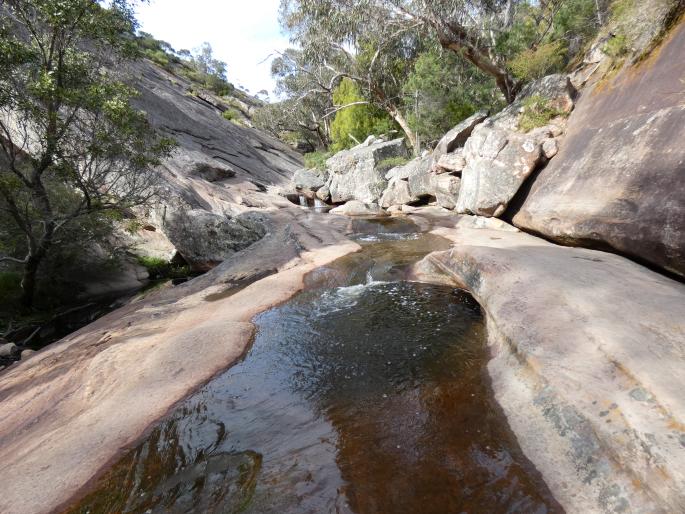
[513,22,685,277]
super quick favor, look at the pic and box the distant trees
[262,0,608,155]
[0,0,174,308]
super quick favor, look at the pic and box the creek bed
[68,218,561,514]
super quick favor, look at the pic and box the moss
[518,95,567,132]
[603,33,630,57]
[376,156,410,174]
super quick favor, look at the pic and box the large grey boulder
[434,149,466,174]
[431,111,488,166]
[433,175,462,210]
[454,74,575,217]
[513,24,685,278]
[0,343,18,358]
[385,154,432,181]
[326,138,409,204]
[164,210,266,271]
[456,124,560,217]
[292,168,326,192]
[379,179,418,209]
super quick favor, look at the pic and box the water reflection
[68,226,562,514]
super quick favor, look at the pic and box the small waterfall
[314,199,325,208]
[298,195,308,207]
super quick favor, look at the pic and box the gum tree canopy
[280,0,522,104]
[0,0,174,307]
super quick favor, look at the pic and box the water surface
[68,219,561,514]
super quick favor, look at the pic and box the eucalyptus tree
[0,0,174,308]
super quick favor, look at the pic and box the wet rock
[326,138,409,204]
[0,343,18,358]
[514,24,685,277]
[380,179,418,209]
[431,111,488,166]
[330,200,388,217]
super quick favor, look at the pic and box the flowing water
[68,218,562,514]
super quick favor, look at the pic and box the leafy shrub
[136,256,190,280]
[222,108,239,121]
[519,95,567,132]
[303,151,332,171]
[376,156,409,174]
[603,33,629,57]
[509,41,567,81]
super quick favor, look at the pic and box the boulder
[329,201,388,217]
[434,149,466,174]
[431,111,488,165]
[432,175,462,210]
[20,349,35,360]
[293,168,326,192]
[315,185,330,202]
[379,179,418,209]
[0,343,18,358]
[385,154,432,181]
[326,138,408,204]
[455,125,558,217]
[164,209,266,271]
[513,22,685,278]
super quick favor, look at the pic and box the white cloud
[135,0,290,96]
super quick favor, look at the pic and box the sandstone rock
[330,201,388,217]
[432,175,462,210]
[434,150,466,174]
[379,179,418,209]
[326,138,408,204]
[431,111,488,165]
[513,23,685,277]
[164,209,266,271]
[0,343,18,358]
[413,218,685,513]
[293,168,326,192]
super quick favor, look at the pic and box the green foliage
[518,95,567,132]
[376,156,410,174]
[137,256,191,280]
[222,108,239,121]
[304,151,332,171]
[603,33,629,57]
[509,41,567,81]
[402,48,500,147]
[330,78,395,152]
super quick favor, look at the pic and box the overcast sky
[135,0,290,97]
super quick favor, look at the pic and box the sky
[135,0,290,97]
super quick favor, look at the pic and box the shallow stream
[68,218,561,514]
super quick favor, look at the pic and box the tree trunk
[20,252,43,309]
[386,106,418,154]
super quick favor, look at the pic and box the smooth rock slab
[412,216,685,513]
